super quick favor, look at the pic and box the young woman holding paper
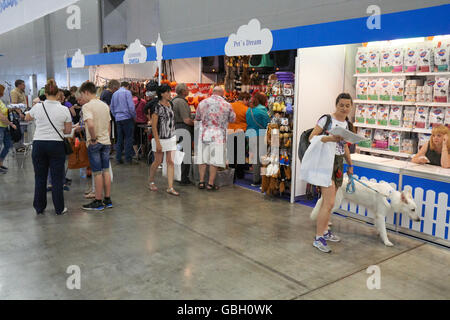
[307,93,355,253]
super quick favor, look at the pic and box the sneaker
[47,185,52,192]
[63,185,70,191]
[82,200,105,211]
[0,167,6,174]
[251,183,261,187]
[313,236,332,253]
[323,230,341,242]
[103,198,113,209]
[56,207,68,215]
[0,165,8,171]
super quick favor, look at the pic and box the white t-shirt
[317,116,348,155]
[29,101,72,141]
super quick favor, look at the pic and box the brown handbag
[68,139,89,169]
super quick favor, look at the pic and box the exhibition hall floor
[0,156,449,300]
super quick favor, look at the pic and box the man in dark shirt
[100,80,120,153]
[173,83,194,185]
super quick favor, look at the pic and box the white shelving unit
[353,122,432,134]
[354,100,450,108]
[358,147,413,159]
[354,72,450,78]
[354,99,415,105]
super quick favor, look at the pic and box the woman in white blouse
[25,79,72,215]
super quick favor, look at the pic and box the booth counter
[339,153,450,246]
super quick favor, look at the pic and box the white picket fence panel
[403,186,450,240]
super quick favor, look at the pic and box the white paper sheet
[329,126,366,144]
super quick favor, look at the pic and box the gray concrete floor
[0,155,449,300]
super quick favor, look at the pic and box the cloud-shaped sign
[123,39,148,64]
[71,49,85,68]
[225,19,273,57]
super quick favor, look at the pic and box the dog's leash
[346,175,390,198]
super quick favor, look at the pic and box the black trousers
[32,141,66,214]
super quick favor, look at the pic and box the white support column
[290,51,301,204]
[199,57,202,83]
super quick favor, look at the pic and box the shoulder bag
[42,103,73,155]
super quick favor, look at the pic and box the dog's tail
[310,197,322,221]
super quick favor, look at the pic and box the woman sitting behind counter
[412,125,449,168]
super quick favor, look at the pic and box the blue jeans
[116,118,134,162]
[88,143,111,173]
[32,141,66,214]
[0,127,13,161]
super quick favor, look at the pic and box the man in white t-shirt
[79,81,113,211]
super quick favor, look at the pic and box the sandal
[166,188,179,196]
[206,184,220,191]
[198,182,206,190]
[147,182,158,192]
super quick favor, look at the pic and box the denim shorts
[88,143,111,174]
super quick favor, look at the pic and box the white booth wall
[88,57,216,86]
[294,44,357,197]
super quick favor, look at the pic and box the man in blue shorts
[80,81,113,211]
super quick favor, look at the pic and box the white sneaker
[323,230,341,242]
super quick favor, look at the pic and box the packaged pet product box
[380,49,393,73]
[418,133,431,149]
[388,131,402,152]
[404,47,419,72]
[355,104,367,124]
[365,105,377,125]
[433,78,449,103]
[389,105,403,127]
[368,50,380,73]
[357,128,373,148]
[434,43,450,72]
[356,78,368,100]
[374,129,389,149]
[429,107,445,128]
[379,79,391,101]
[401,139,416,155]
[377,105,389,126]
[445,107,450,129]
[392,48,404,73]
[356,48,368,74]
[414,106,429,129]
[368,79,379,100]
[418,46,434,73]
[391,78,405,101]
[403,106,416,129]
[405,79,423,102]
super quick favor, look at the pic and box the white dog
[311,176,420,246]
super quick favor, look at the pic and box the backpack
[135,99,147,123]
[298,114,354,161]
[298,115,332,161]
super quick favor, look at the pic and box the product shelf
[353,123,432,134]
[354,72,450,78]
[354,100,416,106]
[354,100,450,107]
[358,147,412,158]
[354,73,414,77]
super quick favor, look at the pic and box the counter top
[350,154,450,181]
